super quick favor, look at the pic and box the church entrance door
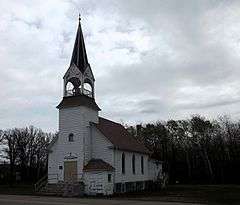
[64,161,77,183]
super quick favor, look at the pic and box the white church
[47,17,162,196]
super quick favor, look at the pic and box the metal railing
[34,175,48,192]
[65,89,92,98]
[48,173,59,181]
[34,173,85,191]
[83,89,92,97]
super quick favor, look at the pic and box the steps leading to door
[37,182,85,197]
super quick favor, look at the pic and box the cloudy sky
[1,0,240,132]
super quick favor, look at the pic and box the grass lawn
[115,185,240,204]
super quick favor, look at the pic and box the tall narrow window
[108,174,112,182]
[132,154,135,174]
[141,156,144,174]
[68,133,74,142]
[122,153,125,174]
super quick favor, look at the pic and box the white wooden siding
[91,126,114,166]
[48,104,162,189]
[84,171,114,195]
[114,150,150,183]
[48,140,59,183]
[48,106,98,183]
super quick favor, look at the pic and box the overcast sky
[1,0,240,132]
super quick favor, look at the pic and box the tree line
[0,126,53,184]
[127,115,240,184]
[1,115,240,185]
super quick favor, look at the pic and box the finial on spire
[78,13,81,22]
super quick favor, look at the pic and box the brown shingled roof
[83,159,115,172]
[94,117,150,154]
[57,95,101,111]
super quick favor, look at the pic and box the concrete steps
[38,182,85,197]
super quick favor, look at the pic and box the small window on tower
[108,174,112,182]
[68,133,74,142]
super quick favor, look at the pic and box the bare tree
[2,126,52,183]
[2,129,19,184]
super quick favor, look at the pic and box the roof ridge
[95,117,150,154]
[99,117,122,126]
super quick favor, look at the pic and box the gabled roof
[94,117,150,154]
[83,159,115,172]
[57,95,101,111]
[70,17,89,73]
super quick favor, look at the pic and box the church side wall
[114,150,149,183]
[88,128,159,185]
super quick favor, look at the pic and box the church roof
[70,17,89,73]
[83,159,115,172]
[94,117,150,154]
[56,95,101,111]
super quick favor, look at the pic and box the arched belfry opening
[83,78,94,98]
[65,77,82,97]
[62,15,95,99]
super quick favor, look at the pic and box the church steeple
[70,15,89,73]
[63,16,95,99]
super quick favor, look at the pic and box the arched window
[65,77,81,96]
[122,152,125,174]
[141,156,144,174]
[66,82,74,96]
[68,133,74,142]
[132,154,135,174]
[83,82,93,97]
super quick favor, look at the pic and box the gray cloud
[0,0,240,131]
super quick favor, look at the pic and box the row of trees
[1,115,240,185]
[0,126,53,184]
[128,115,240,184]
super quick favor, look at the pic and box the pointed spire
[70,14,89,73]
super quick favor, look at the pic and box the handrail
[34,173,84,192]
[34,175,48,192]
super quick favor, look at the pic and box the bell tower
[63,15,95,99]
[57,15,100,112]
[53,16,100,181]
